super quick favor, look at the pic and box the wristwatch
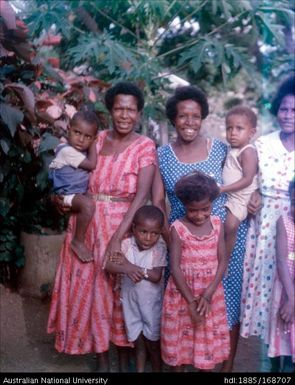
[143,268,149,279]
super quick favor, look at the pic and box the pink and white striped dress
[161,217,230,370]
[268,213,295,362]
[47,130,156,354]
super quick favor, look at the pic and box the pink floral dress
[47,130,156,354]
[161,217,230,370]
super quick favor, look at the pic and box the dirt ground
[0,284,268,374]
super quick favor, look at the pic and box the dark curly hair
[70,110,99,133]
[166,85,209,125]
[270,74,295,116]
[226,105,257,128]
[105,81,144,112]
[133,205,164,227]
[175,171,219,205]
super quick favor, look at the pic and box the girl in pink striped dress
[268,180,295,371]
[161,171,230,371]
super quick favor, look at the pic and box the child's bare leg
[70,194,95,262]
[95,351,109,372]
[134,333,147,372]
[224,210,241,258]
[117,346,130,372]
[144,336,162,372]
[220,323,240,372]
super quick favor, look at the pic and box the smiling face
[68,119,97,152]
[277,94,295,135]
[132,218,162,251]
[174,99,202,143]
[226,114,255,149]
[185,198,212,227]
[111,94,141,136]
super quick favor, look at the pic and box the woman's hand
[247,190,262,216]
[279,295,295,327]
[126,264,144,283]
[50,194,70,214]
[109,251,125,265]
[105,236,122,260]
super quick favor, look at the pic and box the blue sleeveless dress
[157,139,249,329]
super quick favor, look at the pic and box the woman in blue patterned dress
[152,85,249,372]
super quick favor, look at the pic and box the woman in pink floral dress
[47,82,156,371]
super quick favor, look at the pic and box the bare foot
[71,240,93,262]
[220,360,233,372]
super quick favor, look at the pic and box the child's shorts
[63,194,75,207]
[121,288,162,342]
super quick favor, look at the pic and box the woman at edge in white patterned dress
[240,75,295,371]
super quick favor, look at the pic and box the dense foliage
[20,0,295,113]
[0,1,108,282]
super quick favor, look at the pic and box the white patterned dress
[240,131,295,343]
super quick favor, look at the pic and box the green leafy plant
[0,1,108,283]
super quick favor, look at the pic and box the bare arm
[170,226,201,323]
[104,253,162,283]
[276,217,295,325]
[105,164,155,257]
[104,254,144,282]
[152,165,170,245]
[220,147,258,194]
[170,227,195,304]
[79,139,97,171]
[198,223,228,314]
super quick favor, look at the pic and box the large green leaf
[103,37,138,75]
[178,39,209,72]
[255,11,285,46]
[0,103,24,137]
[224,44,253,73]
[38,132,59,154]
[4,83,36,123]
[66,34,104,65]
[25,0,71,39]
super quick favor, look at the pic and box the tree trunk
[18,231,66,298]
